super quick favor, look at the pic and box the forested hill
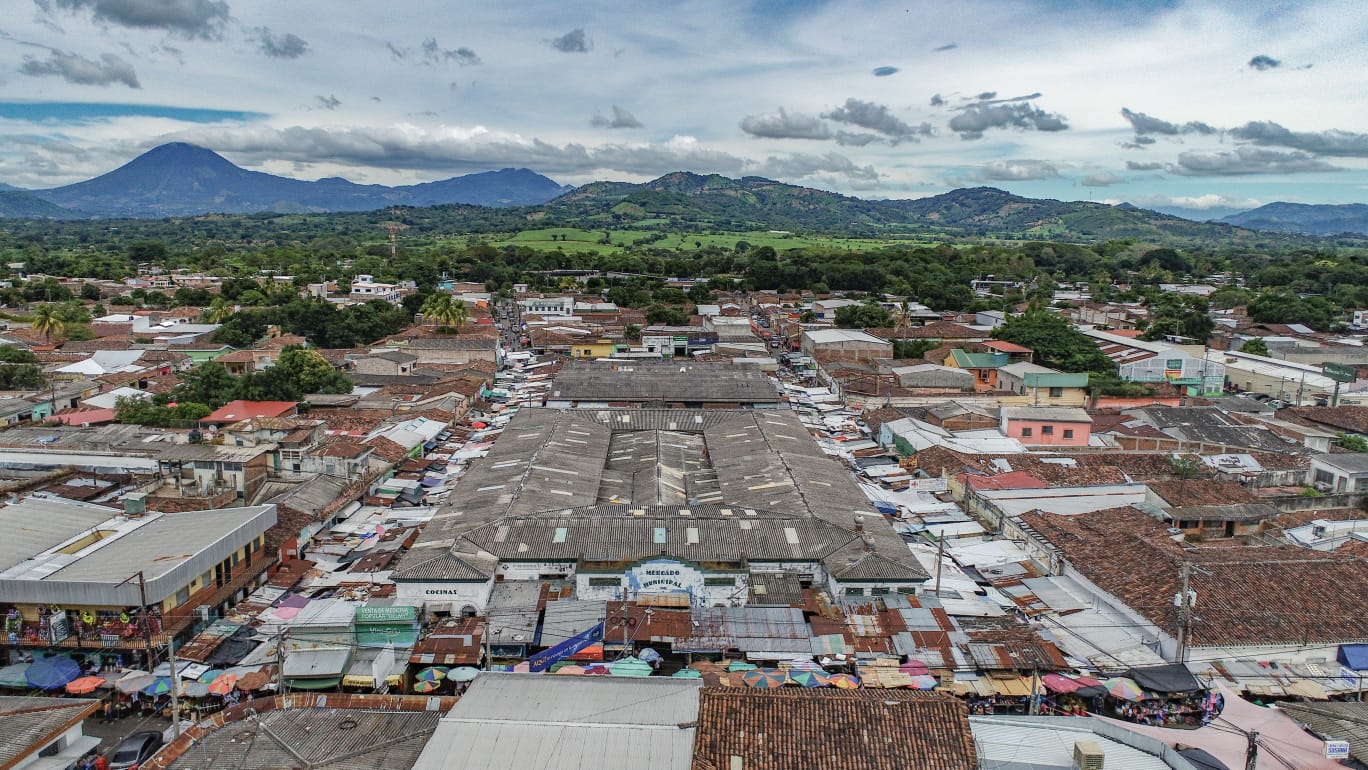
[2,162,1358,251]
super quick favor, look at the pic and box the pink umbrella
[899,660,930,676]
[1042,673,1084,694]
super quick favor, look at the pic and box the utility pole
[934,537,945,597]
[483,615,493,671]
[168,640,181,739]
[1176,562,1192,664]
[1029,666,1041,715]
[116,572,155,672]
[275,628,289,696]
[1244,730,1258,770]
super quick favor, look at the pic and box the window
[870,587,890,596]
[843,587,865,596]
[1049,387,1063,398]
[174,586,191,606]
[1021,427,1033,437]
[1063,429,1074,439]
[896,587,917,595]
[588,577,620,587]
[1041,425,1054,435]
[704,577,735,587]
[1313,469,1335,486]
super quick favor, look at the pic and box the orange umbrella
[207,673,238,696]
[65,675,106,695]
[829,674,861,689]
[236,670,270,692]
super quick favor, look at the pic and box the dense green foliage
[994,310,1116,375]
[835,303,893,329]
[116,347,352,426]
[5,179,1368,333]
[0,345,45,389]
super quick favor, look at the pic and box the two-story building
[997,362,1090,407]
[999,406,1092,447]
[0,496,276,663]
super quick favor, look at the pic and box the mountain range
[0,143,1365,244]
[1219,202,1368,237]
[3,143,571,218]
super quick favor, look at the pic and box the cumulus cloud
[253,27,309,59]
[386,42,406,60]
[932,43,957,52]
[821,98,932,142]
[1081,172,1121,187]
[871,66,898,77]
[1169,146,1340,176]
[590,105,643,129]
[929,94,945,107]
[834,131,880,147]
[754,152,878,183]
[315,94,340,110]
[550,28,591,53]
[976,91,997,101]
[1229,121,1368,157]
[970,159,1059,181]
[19,48,140,88]
[949,101,1068,139]
[1248,54,1280,70]
[1126,160,1163,171]
[44,0,230,39]
[421,38,480,65]
[739,108,833,140]
[1135,193,1263,211]
[1120,108,1216,137]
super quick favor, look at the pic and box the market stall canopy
[27,657,80,690]
[1128,664,1204,694]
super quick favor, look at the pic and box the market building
[544,361,782,408]
[1,496,276,661]
[391,407,929,615]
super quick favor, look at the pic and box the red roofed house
[201,400,298,427]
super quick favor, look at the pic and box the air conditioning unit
[194,605,212,624]
[1073,740,1104,770]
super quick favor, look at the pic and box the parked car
[108,731,163,770]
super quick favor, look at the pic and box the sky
[2,0,1368,213]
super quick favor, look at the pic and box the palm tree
[449,298,470,329]
[202,298,235,324]
[30,304,65,342]
[421,294,472,329]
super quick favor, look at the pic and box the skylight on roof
[653,527,667,544]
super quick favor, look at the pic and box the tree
[29,304,65,342]
[995,310,1116,375]
[273,347,353,395]
[1239,338,1269,356]
[624,324,641,341]
[0,345,45,390]
[202,298,235,324]
[646,304,688,326]
[80,283,102,301]
[174,362,239,409]
[1140,294,1214,343]
[420,294,470,329]
[1335,432,1368,453]
[834,303,893,329]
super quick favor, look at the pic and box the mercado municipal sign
[626,559,704,595]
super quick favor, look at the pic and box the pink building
[1000,406,1092,447]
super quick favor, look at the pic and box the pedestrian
[93,753,109,770]
[102,698,115,724]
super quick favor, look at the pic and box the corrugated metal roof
[0,497,118,572]
[411,674,701,770]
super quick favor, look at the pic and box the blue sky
[2,0,1367,213]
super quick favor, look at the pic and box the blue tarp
[1339,644,1368,671]
[26,657,80,690]
[527,622,604,673]
[873,501,900,515]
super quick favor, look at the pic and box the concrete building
[0,497,276,655]
[390,408,929,614]
[1083,328,1225,396]
[545,361,780,409]
[518,296,575,316]
[1309,453,1368,494]
[350,275,403,304]
[997,362,1090,407]
[800,328,893,361]
[1000,406,1092,447]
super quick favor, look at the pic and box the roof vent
[1073,739,1104,770]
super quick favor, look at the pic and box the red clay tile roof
[692,689,976,770]
[366,436,409,464]
[1146,479,1260,507]
[1019,506,1368,648]
[202,399,297,424]
[1282,406,1368,436]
